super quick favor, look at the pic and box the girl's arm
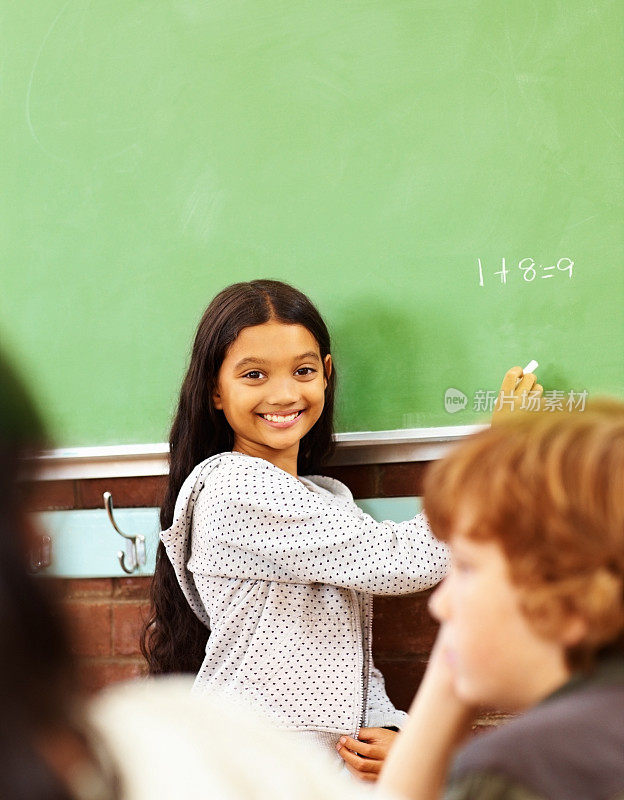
[189,369,539,595]
[377,634,477,800]
[192,460,449,594]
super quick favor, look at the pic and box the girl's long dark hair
[142,280,337,674]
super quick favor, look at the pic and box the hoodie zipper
[351,588,364,738]
[353,591,373,738]
[361,594,373,731]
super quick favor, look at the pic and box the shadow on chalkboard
[329,293,469,431]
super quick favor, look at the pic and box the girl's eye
[243,370,265,380]
[295,367,316,376]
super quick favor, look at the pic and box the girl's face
[429,530,572,712]
[213,321,332,472]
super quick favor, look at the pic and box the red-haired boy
[375,402,624,799]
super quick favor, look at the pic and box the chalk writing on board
[477,258,574,286]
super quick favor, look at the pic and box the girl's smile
[257,409,305,427]
[212,320,332,476]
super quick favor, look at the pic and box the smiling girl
[142,279,534,777]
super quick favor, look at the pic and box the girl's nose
[266,377,300,406]
[428,576,450,623]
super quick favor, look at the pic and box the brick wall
[50,576,150,691]
[35,462,437,709]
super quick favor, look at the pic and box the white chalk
[523,360,539,374]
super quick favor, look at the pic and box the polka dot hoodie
[161,452,449,735]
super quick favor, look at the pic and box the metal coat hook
[103,491,146,575]
[29,535,52,574]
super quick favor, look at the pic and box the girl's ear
[212,386,223,410]
[323,354,332,388]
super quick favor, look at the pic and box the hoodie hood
[160,455,225,630]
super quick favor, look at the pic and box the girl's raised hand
[336,727,398,782]
[491,366,543,424]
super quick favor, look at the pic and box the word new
[478,257,574,286]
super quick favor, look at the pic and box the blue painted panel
[356,497,422,524]
[37,508,161,578]
[35,497,422,578]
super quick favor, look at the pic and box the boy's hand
[377,631,478,799]
[491,366,543,424]
[336,727,398,782]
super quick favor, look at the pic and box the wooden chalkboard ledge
[331,425,487,466]
[32,425,487,481]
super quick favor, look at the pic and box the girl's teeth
[262,412,299,423]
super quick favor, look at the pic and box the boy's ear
[323,354,332,388]
[560,614,589,648]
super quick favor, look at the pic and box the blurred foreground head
[424,400,624,670]
[0,353,86,799]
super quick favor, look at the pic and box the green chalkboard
[2,1,623,446]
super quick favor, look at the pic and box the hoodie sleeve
[187,456,449,595]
